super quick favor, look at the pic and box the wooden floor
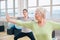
[0,32,60,40]
[0,32,30,40]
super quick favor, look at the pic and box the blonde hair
[36,7,46,19]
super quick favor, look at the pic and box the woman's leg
[52,31,57,40]
[52,31,55,38]
[27,32,35,40]
[14,32,26,40]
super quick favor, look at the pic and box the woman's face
[35,10,42,21]
[23,10,28,17]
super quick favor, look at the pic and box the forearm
[50,21,60,30]
[6,13,17,24]
[8,18,16,24]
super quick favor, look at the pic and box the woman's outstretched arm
[6,13,33,30]
[49,21,60,30]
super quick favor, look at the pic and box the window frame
[28,0,60,19]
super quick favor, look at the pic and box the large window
[28,0,60,20]
[0,0,18,18]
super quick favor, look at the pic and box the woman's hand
[6,13,10,22]
[6,13,16,24]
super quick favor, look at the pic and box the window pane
[28,8,36,17]
[7,9,14,17]
[15,0,18,8]
[42,7,50,19]
[15,9,18,14]
[28,0,37,7]
[39,0,50,6]
[52,6,60,19]
[15,9,19,17]
[7,0,13,8]
[1,1,5,9]
[52,0,60,5]
[0,9,5,18]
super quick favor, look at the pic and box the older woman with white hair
[6,7,60,40]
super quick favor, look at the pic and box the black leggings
[14,32,35,40]
[14,31,55,40]
[52,31,55,38]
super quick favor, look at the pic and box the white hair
[35,7,46,18]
